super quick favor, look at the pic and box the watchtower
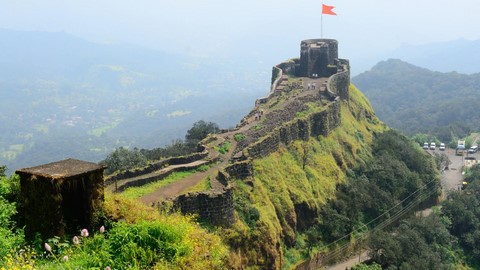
[297,39,339,78]
[16,158,106,240]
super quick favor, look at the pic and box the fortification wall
[104,148,208,186]
[244,100,341,159]
[173,187,235,227]
[326,59,350,100]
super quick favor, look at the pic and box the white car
[439,143,445,151]
[430,142,436,150]
[423,142,429,150]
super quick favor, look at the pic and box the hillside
[352,59,480,141]
[0,29,270,174]
[98,40,444,269]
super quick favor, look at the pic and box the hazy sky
[1,0,479,72]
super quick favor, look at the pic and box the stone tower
[297,39,339,78]
[16,158,106,240]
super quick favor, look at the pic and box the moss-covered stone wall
[173,188,235,227]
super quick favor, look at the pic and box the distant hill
[353,39,480,76]
[352,59,480,142]
[0,29,270,173]
[388,39,480,74]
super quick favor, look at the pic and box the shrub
[234,133,246,142]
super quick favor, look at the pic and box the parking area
[425,147,478,197]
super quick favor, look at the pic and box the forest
[353,59,480,144]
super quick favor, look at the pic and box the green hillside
[352,59,480,142]
[223,85,442,268]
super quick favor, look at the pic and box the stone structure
[16,158,105,240]
[297,39,339,78]
[172,188,235,227]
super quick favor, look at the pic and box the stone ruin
[16,158,105,240]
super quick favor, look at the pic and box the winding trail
[109,77,329,206]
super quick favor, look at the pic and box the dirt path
[138,139,238,204]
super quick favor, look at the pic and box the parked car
[423,142,429,150]
[468,145,478,153]
[439,143,446,151]
[430,142,436,150]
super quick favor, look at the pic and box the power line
[310,176,440,267]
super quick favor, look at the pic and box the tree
[103,147,148,174]
[185,120,219,146]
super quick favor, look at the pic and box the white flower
[81,228,89,237]
[44,243,52,252]
[63,255,69,262]
[73,236,80,245]
[105,267,111,270]
[99,225,105,234]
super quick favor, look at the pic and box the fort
[17,38,352,238]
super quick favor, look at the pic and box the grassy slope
[224,85,386,269]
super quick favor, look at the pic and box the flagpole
[321,0,323,38]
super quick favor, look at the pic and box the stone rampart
[244,100,341,159]
[224,161,253,180]
[104,148,208,186]
[173,187,235,227]
[326,59,350,100]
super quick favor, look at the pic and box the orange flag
[322,4,337,16]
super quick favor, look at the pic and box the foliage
[140,139,197,161]
[103,147,148,174]
[353,59,480,142]
[442,164,480,266]
[224,89,387,268]
[0,169,25,263]
[368,215,456,270]
[233,133,246,142]
[317,130,440,243]
[185,120,219,146]
[4,193,227,269]
[137,120,220,163]
[352,262,382,270]
[216,141,231,154]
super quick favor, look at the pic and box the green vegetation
[185,120,220,147]
[0,166,227,269]
[104,120,220,174]
[216,141,231,154]
[442,164,480,268]
[223,86,391,269]
[183,176,213,194]
[103,147,148,175]
[353,59,480,143]
[139,120,220,162]
[120,170,196,199]
[233,133,246,142]
[360,165,480,269]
